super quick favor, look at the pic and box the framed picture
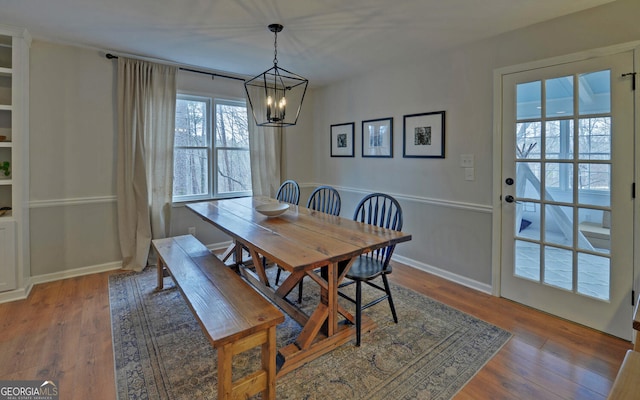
[330,122,355,157]
[403,111,445,158]
[362,117,393,158]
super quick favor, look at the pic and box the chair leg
[355,281,362,346]
[382,275,398,323]
[297,279,304,303]
[275,267,282,285]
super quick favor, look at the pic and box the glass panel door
[500,51,635,339]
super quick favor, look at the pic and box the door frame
[491,41,640,305]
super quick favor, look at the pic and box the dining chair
[306,185,341,216]
[270,180,301,291]
[338,192,403,346]
[286,185,342,302]
[276,179,300,205]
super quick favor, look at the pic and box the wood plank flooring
[0,262,632,399]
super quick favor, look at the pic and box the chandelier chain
[273,30,278,66]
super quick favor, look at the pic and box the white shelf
[0,26,28,294]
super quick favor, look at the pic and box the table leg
[234,241,243,265]
[220,242,236,263]
[248,248,270,287]
[326,262,337,336]
[156,258,165,290]
[240,258,376,378]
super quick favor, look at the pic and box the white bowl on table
[255,203,289,217]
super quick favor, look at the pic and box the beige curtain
[116,57,177,271]
[246,86,283,196]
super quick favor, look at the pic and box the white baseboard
[206,240,233,252]
[0,261,122,304]
[0,283,33,304]
[392,254,493,294]
[30,261,123,286]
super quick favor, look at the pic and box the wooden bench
[152,235,284,400]
[607,295,640,399]
[607,350,640,399]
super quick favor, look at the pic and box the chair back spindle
[306,186,341,216]
[276,180,300,205]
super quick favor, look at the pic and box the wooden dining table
[186,196,412,377]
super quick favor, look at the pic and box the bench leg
[262,325,277,400]
[218,343,234,400]
[216,328,277,400]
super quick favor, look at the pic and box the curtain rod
[105,53,246,82]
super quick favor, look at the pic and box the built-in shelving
[0,25,30,296]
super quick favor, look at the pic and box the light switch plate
[460,154,474,168]
[464,167,475,181]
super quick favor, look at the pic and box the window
[173,94,251,202]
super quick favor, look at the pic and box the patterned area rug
[109,266,511,399]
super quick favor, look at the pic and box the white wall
[308,0,640,288]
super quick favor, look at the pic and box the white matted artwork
[330,122,355,157]
[362,117,393,158]
[403,111,445,158]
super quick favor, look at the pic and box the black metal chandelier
[244,24,308,128]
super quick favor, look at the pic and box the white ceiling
[0,0,615,86]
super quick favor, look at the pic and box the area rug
[109,266,511,399]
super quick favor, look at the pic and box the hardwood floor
[0,263,632,399]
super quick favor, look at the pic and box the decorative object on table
[255,202,289,217]
[110,266,511,400]
[0,161,10,177]
[403,111,446,158]
[330,122,355,157]
[0,206,11,217]
[244,24,308,128]
[362,117,393,158]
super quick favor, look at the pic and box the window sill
[172,194,252,208]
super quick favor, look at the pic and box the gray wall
[27,0,640,288]
[30,42,120,277]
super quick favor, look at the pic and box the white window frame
[172,93,251,203]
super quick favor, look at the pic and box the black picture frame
[330,122,355,157]
[403,111,445,158]
[362,117,393,158]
